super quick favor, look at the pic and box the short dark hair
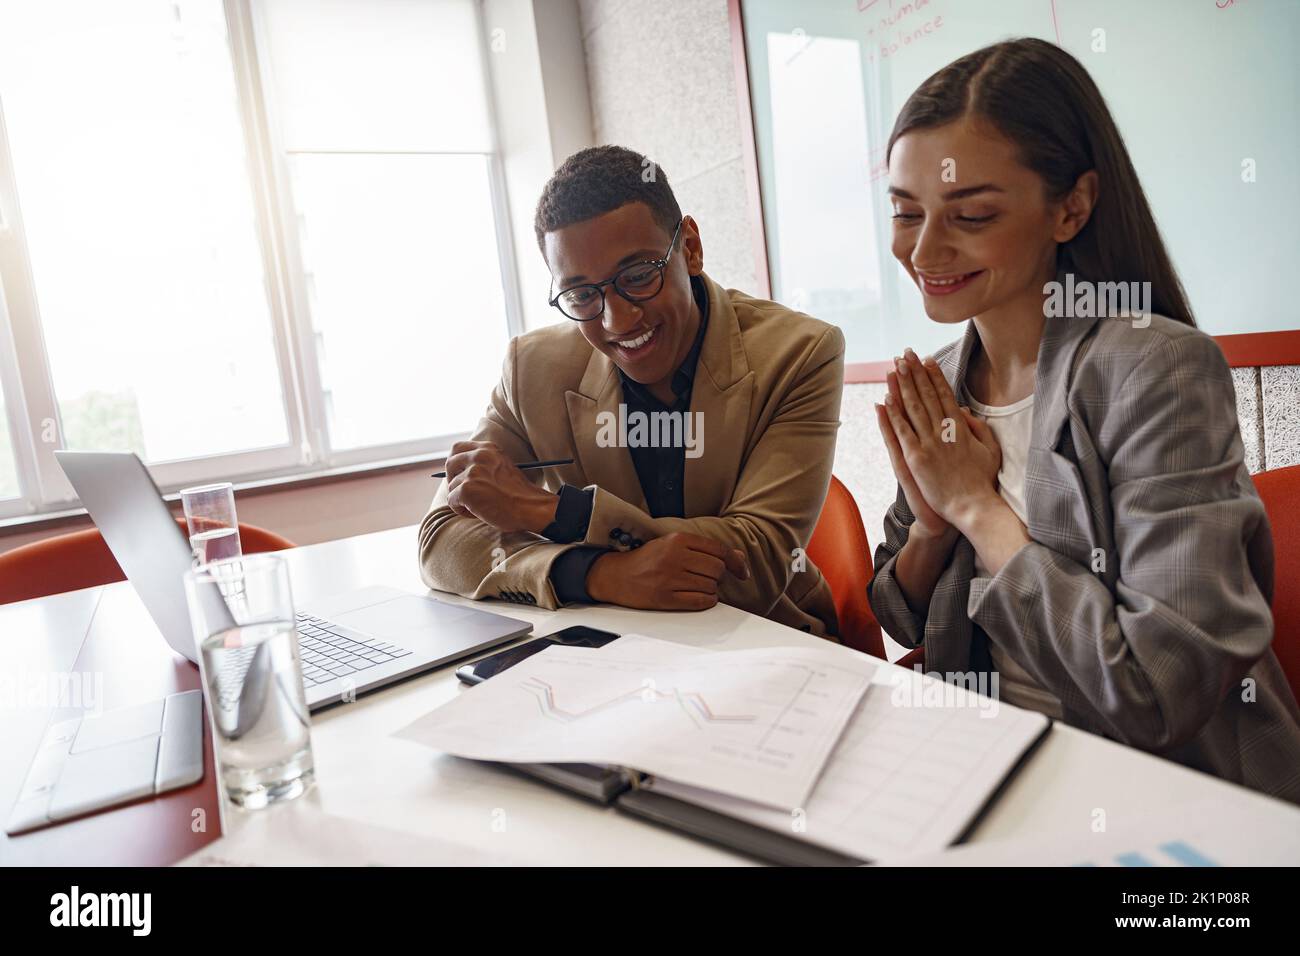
[533,145,682,251]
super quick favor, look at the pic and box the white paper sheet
[394,635,875,809]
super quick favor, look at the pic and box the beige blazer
[868,311,1300,805]
[418,273,844,637]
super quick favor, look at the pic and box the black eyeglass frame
[547,218,685,321]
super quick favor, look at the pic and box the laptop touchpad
[332,595,481,645]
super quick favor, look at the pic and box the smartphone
[455,625,621,686]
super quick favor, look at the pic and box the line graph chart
[396,636,876,808]
[522,677,759,728]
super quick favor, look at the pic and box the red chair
[807,475,884,656]
[0,519,296,606]
[806,475,924,671]
[1251,464,1300,702]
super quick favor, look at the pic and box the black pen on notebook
[430,457,574,479]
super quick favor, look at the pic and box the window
[0,0,290,467]
[255,0,511,454]
[0,402,17,500]
[284,153,512,450]
[0,0,518,519]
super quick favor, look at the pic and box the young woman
[867,38,1300,804]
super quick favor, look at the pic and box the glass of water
[184,553,314,809]
[180,482,242,565]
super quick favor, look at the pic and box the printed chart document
[396,636,874,809]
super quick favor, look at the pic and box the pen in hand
[430,457,574,479]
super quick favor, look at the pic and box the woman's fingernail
[904,347,916,360]
[895,357,909,376]
[884,392,893,406]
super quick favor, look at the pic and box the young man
[418,145,844,637]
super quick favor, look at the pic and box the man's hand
[585,532,750,611]
[443,440,558,534]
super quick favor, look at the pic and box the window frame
[0,0,522,521]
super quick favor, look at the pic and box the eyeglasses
[548,219,684,321]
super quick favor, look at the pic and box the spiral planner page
[644,667,1052,862]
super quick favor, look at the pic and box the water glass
[180,481,242,565]
[184,553,314,809]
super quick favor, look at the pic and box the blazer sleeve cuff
[866,548,927,648]
[548,545,608,605]
[472,542,575,610]
[541,484,595,544]
[581,486,657,551]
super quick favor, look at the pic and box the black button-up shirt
[543,275,711,603]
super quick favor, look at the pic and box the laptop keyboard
[294,613,413,688]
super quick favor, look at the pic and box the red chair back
[0,519,295,606]
[1252,464,1300,702]
[806,476,885,657]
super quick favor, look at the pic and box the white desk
[3,524,1297,866]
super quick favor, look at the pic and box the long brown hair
[887,38,1195,327]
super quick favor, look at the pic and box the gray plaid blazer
[867,311,1300,805]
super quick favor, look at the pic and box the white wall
[484,0,594,332]
[576,0,897,544]
[578,0,760,294]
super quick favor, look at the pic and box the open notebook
[397,636,1051,866]
[619,675,1051,864]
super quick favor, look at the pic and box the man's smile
[608,322,665,364]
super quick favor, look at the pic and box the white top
[966,392,1064,721]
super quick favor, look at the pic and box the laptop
[55,451,533,711]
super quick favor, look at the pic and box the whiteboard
[739,0,1300,363]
